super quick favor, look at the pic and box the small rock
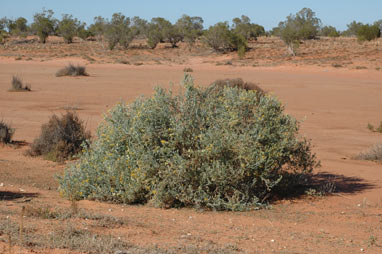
[0,183,4,187]
[270,239,275,243]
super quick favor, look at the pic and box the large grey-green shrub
[58,75,317,210]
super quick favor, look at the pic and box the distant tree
[130,16,148,38]
[88,16,106,41]
[320,26,340,37]
[0,17,7,32]
[57,14,82,43]
[204,22,247,55]
[343,21,363,36]
[153,17,182,48]
[232,15,265,41]
[145,24,161,49]
[77,23,91,41]
[374,20,382,33]
[175,15,204,45]
[356,24,380,41]
[31,9,56,43]
[104,13,136,50]
[146,17,182,48]
[277,8,321,55]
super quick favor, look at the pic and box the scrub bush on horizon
[58,75,318,211]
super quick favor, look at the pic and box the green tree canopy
[31,9,56,43]
[277,8,321,55]
[175,14,204,45]
[232,15,265,40]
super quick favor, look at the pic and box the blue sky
[1,0,381,30]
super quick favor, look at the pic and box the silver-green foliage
[58,76,317,210]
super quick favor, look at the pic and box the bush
[104,13,136,50]
[277,8,321,55]
[31,9,56,43]
[0,120,14,144]
[8,17,29,37]
[58,75,317,210]
[10,75,31,91]
[320,26,340,37]
[356,24,380,41]
[211,78,265,95]
[232,15,265,41]
[183,67,193,72]
[56,64,88,77]
[175,15,204,45]
[343,21,363,36]
[28,111,90,162]
[204,22,247,54]
[355,144,382,162]
[57,14,83,44]
[367,122,382,133]
[146,17,182,48]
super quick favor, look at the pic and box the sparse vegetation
[59,75,317,210]
[355,144,382,162]
[183,67,193,72]
[28,111,90,162]
[56,64,88,77]
[10,75,31,91]
[367,122,382,133]
[0,120,14,144]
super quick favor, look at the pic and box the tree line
[0,8,381,56]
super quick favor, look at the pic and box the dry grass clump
[10,75,31,91]
[0,120,14,144]
[367,122,382,133]
[211,78,265,95]
[355,144,382,162]
[183,67,193,72]
[27,111,90,162]
[56,64,89,77]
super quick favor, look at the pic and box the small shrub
[58,75,317,210]
[367,122,382,133]
[56,64,88,77]
[28,111,90,162]
[183,67,193,72]
[355,144,382,162]
[211,78,265,95]
[0,120,14,144]
[10,75,31,91]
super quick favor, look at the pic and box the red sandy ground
[0,39,381,253]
